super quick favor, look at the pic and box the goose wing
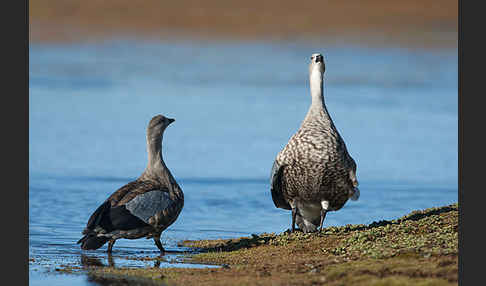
[80,181,172,238]
[270,160,291,210]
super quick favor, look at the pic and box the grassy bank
[86,203,458,286]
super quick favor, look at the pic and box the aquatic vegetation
[185,204,458,261]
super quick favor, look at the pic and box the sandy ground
[30,0,457,48]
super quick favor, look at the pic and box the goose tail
[350,187,360,201]
[77,234,109,250]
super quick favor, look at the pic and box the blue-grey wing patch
[125,191,172,223]
[270,160,291,210]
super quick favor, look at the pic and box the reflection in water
[86,273,166,286]
[108,255,115,268]
[80,253,170,269]
[81,254,169,286]
[80,254,114,268]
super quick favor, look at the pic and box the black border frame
[5,0,28,285]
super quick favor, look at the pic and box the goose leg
[107,240,116,253]
[319,210,327,232]
[154,238,165,253]
[320,200,329,232]
[291,207,297,233]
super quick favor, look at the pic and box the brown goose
[270,53,359,233]
[77,114,184,253]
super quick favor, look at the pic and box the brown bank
[81,203,458,286]
[30,0,457,49]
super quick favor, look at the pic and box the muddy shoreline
[52,203,458,286]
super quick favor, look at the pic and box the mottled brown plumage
[77,115,184,253]
[270,53,359,233]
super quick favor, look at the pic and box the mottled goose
[77,115,184,253]
[270,53,359,233]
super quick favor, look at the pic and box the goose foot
[107,253,115,267]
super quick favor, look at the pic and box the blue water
[29,39,457,285]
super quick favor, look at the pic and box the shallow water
[29,39,457,285]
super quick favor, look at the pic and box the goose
[270,53,359,233]
[77,114,184,253]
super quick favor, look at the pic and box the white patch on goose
[321,200,329,211]
[125,191,171,223]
